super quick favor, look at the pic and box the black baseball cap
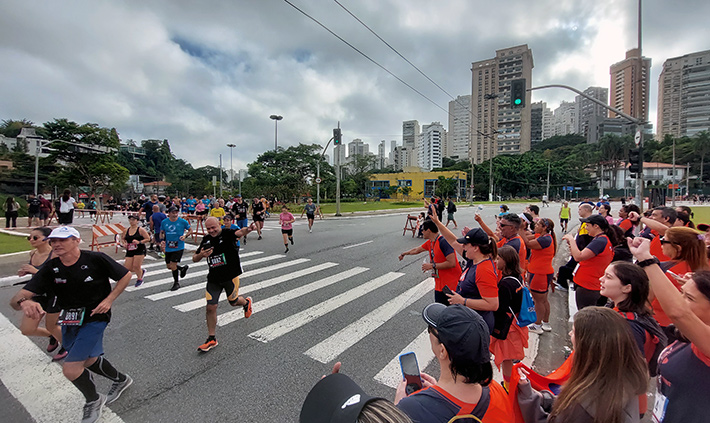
[456,228,489,246]
[299,373,383,423]
[422,303,490,364]
[697,223,710,232]
[580,214,609,229]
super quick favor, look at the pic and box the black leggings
[4,211,18,228]
[575,286,602,310]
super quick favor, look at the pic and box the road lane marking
[249,272,405,343]
[305,277,431,363]
[0,313,125,423]
[126,254,284,292]
[217,266,367,326]
[342,240,373,249]
[374,329,434,388]
[171,260,326,310]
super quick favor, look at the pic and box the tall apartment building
[447,95,471,160]
[470,45,533,164]
[377,140,386,169]
[657,49,710,139]
[418,122,444,171]
[402,120,420,167]
[576,86,609,138]
[347,139,369,158]
[609,48,651,121]
[530,102,544,147]
[393,146,412,171]
[388,140,397,167]
[553,101,578,136]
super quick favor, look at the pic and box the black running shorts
[205,276,240,305]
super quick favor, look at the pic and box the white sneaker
[541,322,552,332]
[528,324,544,334]
[309,228,312,233]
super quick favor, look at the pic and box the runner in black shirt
[231,195,250,245]
[27,193,42,227]
[251,197,265,240]
[10,226,133,423]
[192,217,256,352]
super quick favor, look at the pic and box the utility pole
[219,154,223,198]
[686,163,690,197]
[672,136,676,206]
[546,162,550,200]
[335,122,342,216]
[635,0,645,212]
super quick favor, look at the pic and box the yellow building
[369,167,468,200]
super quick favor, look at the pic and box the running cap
[422,303,490,364]
[299,373,383,423]
[580,214,609,229]
[47,226,81,240]
[456,228,489,246]
[235,194,242,198]
[697,223,710,232]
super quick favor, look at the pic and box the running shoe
[106,375,133,404]
[284,247,289,254]
[157,252,165,258]
[180,265,189,278]
[47,336,58,353]
[52,347,68,361]
[170,282,180,291]
[243,297,253,318]
[290,237,294,245]
[198,338,218,352]
[82,393,106,423]
[257,235,262,240]
[243,237,247,245]
[553,282,568,292]
[309,228,312,233]
[541,322,552,332]
[528,324,544,334]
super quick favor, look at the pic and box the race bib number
[127,243,138,251]
[652,391,668,423]
[167,240,179,249]
[58,308,85,326]
[207,253,227,268]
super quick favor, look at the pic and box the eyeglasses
[659,237,676,245]
[26,235,42,241]
[499,223,515,228]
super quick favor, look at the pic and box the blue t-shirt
[161,217,191,252]
[222,223,241,247]
[151,212,167,234]
[187,199,197,212]
[201,198,211,209]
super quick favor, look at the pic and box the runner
[280,206,295,253]
[232,195,250,245]
[10,226,133,423]
[160,206,192,291]
[192,217,256,352]
[38,194,53,226]
[122,215,150,287]
[398,219,461,305]
[149,205,166,255]
[445,197,457,229]
[252,197,265,240]
[186,195,197,214]
[300,198,321,233]
[559,201,571,233]
[209,199,226,223]
[16,227,67,361]
[519,218,556,334]
[27,193,42,227]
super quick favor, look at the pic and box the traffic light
[510,79,526,109]
[333,128,342,145]
[628,148,643,175]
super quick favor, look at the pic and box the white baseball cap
[47,226,81,239]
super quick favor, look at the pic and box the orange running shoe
[197,338,218,352]
[243,297,253,318]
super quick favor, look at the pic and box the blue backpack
[512,278,537,327]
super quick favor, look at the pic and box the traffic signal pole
[334,122,342,216]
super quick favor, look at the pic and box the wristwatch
[637,257,660,268]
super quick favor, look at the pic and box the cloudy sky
[1,0,709,171]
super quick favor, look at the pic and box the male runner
[192,217,256,352]
[160,206,192,291]
[10,226,133,423]
[231,195,250,245]
[251,197,265,240]
[300,197,322,233]
[26,193,42,227]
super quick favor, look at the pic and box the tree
[399,185,412,201]
[0,119,34,138]
[434,176,458,199]
[694,131,710,185]
[344,154,377,200]
[598,134,634,187]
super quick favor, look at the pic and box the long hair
[62,189,71,202]
[664,227,710,271]
[475,236,497,258]
[4,197,13,208]
[692,270,710,302]
[550,307,648,423]
[608,262,650,315]
[497,245,522,279]
[539,218,557,254]
[358,400,412,423]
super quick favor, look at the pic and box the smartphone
[442,285,454,296]
[399,352,423,395]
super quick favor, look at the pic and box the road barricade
[184,215,207,242]
[403,214,418,237]
[90,223,126,252]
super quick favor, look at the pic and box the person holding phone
[395,303,512,422]
[399,220,461,305]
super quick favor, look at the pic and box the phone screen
[399,352,423,395]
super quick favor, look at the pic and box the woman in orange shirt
[519,218,556,334]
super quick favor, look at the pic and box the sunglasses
[659,237,676,245]
[499,223,515,228]
[27,235,42,241]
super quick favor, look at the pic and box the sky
[1,0,709,172]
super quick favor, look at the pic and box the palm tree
[694,131,710,185]
[599,134,634,188]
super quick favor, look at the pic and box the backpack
[509,277,537,327]
[446,385,489,423]
[448,202,457,213]
[618,311,668,376]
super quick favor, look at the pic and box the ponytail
[478,236,497,258]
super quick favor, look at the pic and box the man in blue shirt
[160,207,192,291]
[186,196,197,214]
[150,205,167,254]
[142,195,159,222]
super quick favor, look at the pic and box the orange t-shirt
[497,235,528,271]
[650,229,672,262]
[652,261,689,327]
[574,235,614,290]
[421,236,462,292]
[527,233,555,275]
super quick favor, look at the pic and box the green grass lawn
[691,206,710,226]
[314,201,425,214]
[0,232,31,255]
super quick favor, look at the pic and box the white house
[600,162,688,190]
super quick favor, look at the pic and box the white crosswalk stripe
[248,272,406,343]
[216,266,368,326]
[305,278,431,364]
[374,329,434,388]
[172,260,330,311]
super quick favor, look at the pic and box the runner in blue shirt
[186,196,197,214]
[160,207,192,291]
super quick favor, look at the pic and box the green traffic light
[514,99,522,105]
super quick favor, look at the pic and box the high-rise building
[553,101,578,136]
[609,48,651,121]
[447,95,471,160]
[393,146,412,171]
[470,45,534,164]
[402,120,420,167]
[347,139,369,158]
[576,86,609,138]
[657,49,710,139]
[418,122,444,171]
[377,140,386,169]
[530,102,543,147]
[388,140,397,167]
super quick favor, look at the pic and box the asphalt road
[0,203,573,423]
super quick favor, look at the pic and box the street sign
[315,177,322,184]
[634,130,641,146]
[212,176,217,186]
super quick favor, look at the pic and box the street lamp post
[270,115,283,151]
[227,143,236,193]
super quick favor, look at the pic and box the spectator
[4,196,21,228]
[57,190,76,225]
[599,204,614,226]
[445,197,457,229]
[395,303,512,422]
[617,205,641,238]
[38,195,53,226]
[519,218,556,333]
[517,307,648,423]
